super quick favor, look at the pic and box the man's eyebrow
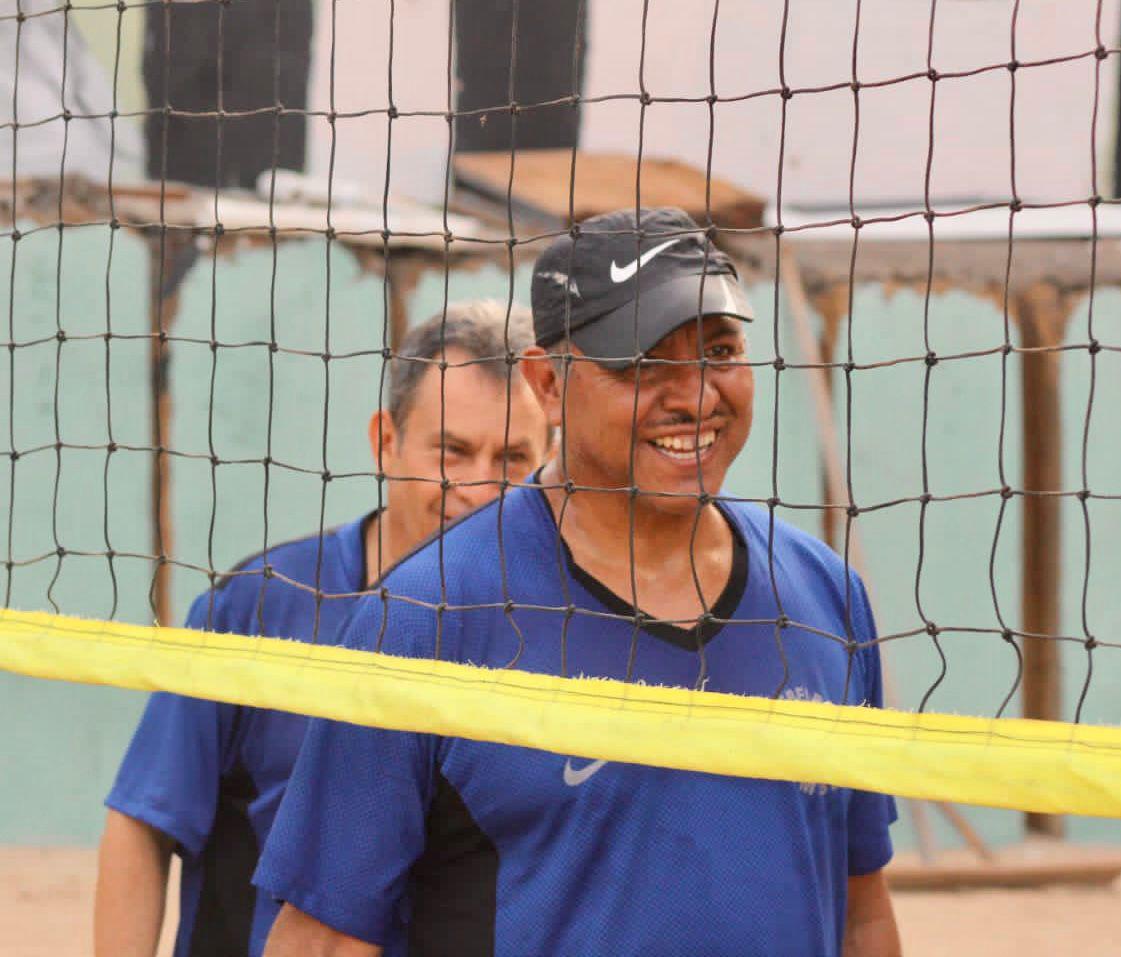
[433,429,474,447]
[703,316,745,338]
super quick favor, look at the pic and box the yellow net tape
[2,607,1120,817]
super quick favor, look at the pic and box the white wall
[582,0,1120,208]
[306,0,453,204]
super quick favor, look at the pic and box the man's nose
[656,361,720,420]
[448,456,506,506]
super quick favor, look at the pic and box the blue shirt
[107,515,372,957]
[255,488,896,957]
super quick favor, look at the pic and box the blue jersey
[255,489,896,957]
[107,514,372,957]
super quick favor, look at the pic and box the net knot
[1085,636,1099,650]
[1001,342,1013,356]
[325,227,337,241]
[639,91,653,106]
[210,454,220,467]
[923,209,935,224]
[54,441,63,452]
[327,111,337,125]
[706,93,718,106]
[1001,628,1015,643]
[110,219,120,231]
[697,492,712,506]
[780,86,793,101]
[56,330,67,342]
[56,547,66,558]
[62,110,72,123]
[1088,338,1101,354]
[262,564,273,579]
[1000,484,1013,500]
[209,339,218,353]
[1077,488,1091,502]
[8,451,18,462]
[927,68,939,82]
[846,504,860,518]
[107,442,117,454]
[321,470,332,483]
[116,0,126,12]
[213,223,225,237]
[563,479,575,495]
[767,496,780,509]
[269,341,278,353]
[569,223,581,238]
[843,360,855,373]
[387,105,399,120]
[509,102,520,115]
[925,621,939,637]
[850,80,862,93]
[773,224,785,237]
[1089,194,1103,207]
[773,356,786,371]
[924,350,938,367]
[503,599,515,614]
[1009,198,1023,213]
[262,455,272,466]
[10,230,21,242]
[850,215,863,230]
[1007,59,1020,72]
[776,614,790,629]
[1095,45,1109,60]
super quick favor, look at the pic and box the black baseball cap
[531,206,753,368]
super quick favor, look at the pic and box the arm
[94,810,176,957]
[264,904,382,957]
[843,870,901,957]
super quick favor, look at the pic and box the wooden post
[806,281,848,552]
[146,230,190,626]
[1014,280,1073,839]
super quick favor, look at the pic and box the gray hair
[387,300,535,429]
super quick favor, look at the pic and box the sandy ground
[2,845,1120,956]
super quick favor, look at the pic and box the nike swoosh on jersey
[609,238,681,283]
[563,758,608,786]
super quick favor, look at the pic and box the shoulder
[341,489,545,656]
[187,521,357,630]
[724,501,869,613]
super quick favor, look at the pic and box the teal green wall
[1,225,1118,849]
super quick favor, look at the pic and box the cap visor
[571,273,754,368]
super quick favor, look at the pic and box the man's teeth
[651,431,716,456]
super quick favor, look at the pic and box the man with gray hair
[94,302,549,957]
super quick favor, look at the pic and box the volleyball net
[2,0,1121,819]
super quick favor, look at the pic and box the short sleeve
[254,594,440,946]
[104,591,242,857]
[845,575,898,876]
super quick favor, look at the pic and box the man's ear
[520,346,565,428]
[368,409,397,473]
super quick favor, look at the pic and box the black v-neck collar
[535,486,749,651]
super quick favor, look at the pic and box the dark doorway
[454,0,586,154]
[144,0,313,189]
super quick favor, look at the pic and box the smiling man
[256,208,901,957]
[94,302,549,957]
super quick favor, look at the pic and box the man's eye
[442,444,469,458]
[504,451,529,464]
[707,343,740,360]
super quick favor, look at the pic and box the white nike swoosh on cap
[563,757,608,786]
[609,238,682,283]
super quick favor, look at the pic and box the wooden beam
[1014,280,1074,839]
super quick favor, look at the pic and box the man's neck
[538,460,728,568]
[362,509,410,587]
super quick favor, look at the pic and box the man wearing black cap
[256,208,901,957]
